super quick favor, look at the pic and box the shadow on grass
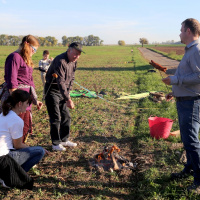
[32,151,136,198]
[78,66,135,71]
[76,135,134,144]
[0,179,135,199]
[77,65,151,72]
[32,176,135,199]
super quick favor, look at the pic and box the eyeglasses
[30,45,37,53]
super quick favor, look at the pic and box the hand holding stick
[165,92,174,101]
[37,101,43,110]
[162,76,171,85]
[149,60,170,92]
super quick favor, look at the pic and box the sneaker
[52,144,66,151]
[187,183,200,194]
[61,141,77,147]
[171,170,193,180]
[32,164,37,169]
[0,178,10,188]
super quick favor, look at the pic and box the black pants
[45,83,71,145]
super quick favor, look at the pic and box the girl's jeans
[177,99,200,185]
[9,146,45,172]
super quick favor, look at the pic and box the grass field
[0,45,199,199]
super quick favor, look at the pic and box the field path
[138,47,180,75]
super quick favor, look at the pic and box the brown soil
[150,46,185,55]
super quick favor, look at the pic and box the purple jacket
[4,52,35,110]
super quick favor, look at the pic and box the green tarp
[70,90,97,98]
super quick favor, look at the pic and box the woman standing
[3,35,43,143]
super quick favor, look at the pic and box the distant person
[45,42,85,151]
[0,90,46,188]
[38,50,53,99]
[1,35,43,143]
[162,18,200,194]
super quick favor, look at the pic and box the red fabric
[18,110,32,143]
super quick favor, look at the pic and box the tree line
[0,34,104,46]
[62,35,104,46]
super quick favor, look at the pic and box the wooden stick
[93,84,98,94]
[111,153,119,170]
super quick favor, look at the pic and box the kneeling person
[0,90,46,187]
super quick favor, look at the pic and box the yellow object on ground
[117,91,157,100]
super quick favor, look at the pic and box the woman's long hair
[19,35,39,68]
[2,89,31,116]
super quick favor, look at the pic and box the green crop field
[0,45,198,199]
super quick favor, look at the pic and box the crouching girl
[0,89,46,173]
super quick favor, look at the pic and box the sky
[1,0,200,45]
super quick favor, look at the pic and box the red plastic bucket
[148,116,174,139]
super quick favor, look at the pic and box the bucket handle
[149,115,157,118]
[149,115,176,122]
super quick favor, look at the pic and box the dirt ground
[151,46,185,55]
[138,47,180,75]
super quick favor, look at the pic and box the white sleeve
[39,60,43,69]
[9,120,24,139]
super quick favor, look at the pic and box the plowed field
[151,46,185,55]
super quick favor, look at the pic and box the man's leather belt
[176,96,200,101]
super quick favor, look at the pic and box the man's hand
[162,77,171,85]
[67,99,75,109]
[37,101,43,110]
[165,92,174,101]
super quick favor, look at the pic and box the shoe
[171,170,193,180]
[187,183,200,194]
[61,141,77,147]
[52,144,66,151]
[32,164,37,169]
[0,178,10,188]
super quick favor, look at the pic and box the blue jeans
[8,146,45,172]
[177,99,200,185]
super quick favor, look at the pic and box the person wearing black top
[45,42,85,151]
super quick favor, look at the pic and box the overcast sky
[1,0,200,44]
